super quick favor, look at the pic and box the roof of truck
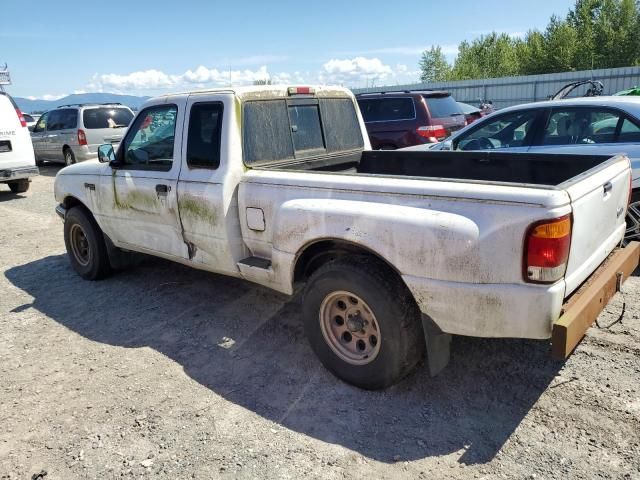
[155,84,353,100]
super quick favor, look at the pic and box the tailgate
[563,155,631,295]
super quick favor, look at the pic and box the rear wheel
[64,148,76,166]
[302,256,425,389]
[625,190,640,244]
[64,207,111,280]
[8,180,29,193]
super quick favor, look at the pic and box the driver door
[97,99,188,259]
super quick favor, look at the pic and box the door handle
[603,182,613,195]
[155,184,169,195]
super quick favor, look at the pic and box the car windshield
[83,107,134,129]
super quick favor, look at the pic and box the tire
[302,256,425,389]
[63,206,111,280]
[625,190,640,244]
[8,180,29,193]
[64,148,76,166]
[35,154,44,167]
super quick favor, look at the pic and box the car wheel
[35,153,44,167]
[8,180,29,193]
[302,256,425,389]
[625,190,640,244]
[64,206,111,280]
[64,148,76,166]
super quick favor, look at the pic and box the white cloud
[85,56,417,93]
[321,57,393,84]
[88,65,273,92]
[337,44,459,58]
[26,93,67,101]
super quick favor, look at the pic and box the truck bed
[268,150,615,188]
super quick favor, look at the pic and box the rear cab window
[83,107,134,129]
[243,97,364,165]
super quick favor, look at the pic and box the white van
[0,91,38,193]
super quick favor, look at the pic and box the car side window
[455,110,538,150]
[617,118,640,143]
[187,102,223,169]
[358,98,415,122]
[121,105,177,171]
[542,108,621,145]
[47,110,63,131]
[33,113,48,132]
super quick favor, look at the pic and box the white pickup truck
[54,85,639,389]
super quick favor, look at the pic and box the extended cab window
[121,105,177,171]
[187,102,223,169]
[243,98,363,165]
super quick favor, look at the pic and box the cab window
[455,110,538,150]
[187,102,223,169]
[121,105,177,171]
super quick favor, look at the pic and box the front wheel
[302,257,425,389]
[625,191,640,244]
[64,207,111,280]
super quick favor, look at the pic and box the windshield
[83,107,134,129]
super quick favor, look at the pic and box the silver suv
[31,103,134,165]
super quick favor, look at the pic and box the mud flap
[421,314,451,376]
[103,234,141,270]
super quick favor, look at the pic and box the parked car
[0,91,38,193]
[356,90,466,149]
[457,102,484,124]
[31,103,134,166]
[54,85,637,389]
[22,113,37,131]
[411,96,640,242]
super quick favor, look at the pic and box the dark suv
[356,91,466,149]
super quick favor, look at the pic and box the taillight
[77,129,87,146]
[524,215,572,283]
[417,125,447,142]
[15,108,27,127]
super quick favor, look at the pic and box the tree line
[419,0,640,82]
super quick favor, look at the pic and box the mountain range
[14,93,150,113]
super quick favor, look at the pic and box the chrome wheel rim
[65,151,73,166]
[70,224,90,267]
[625,200,640,244]
[319,291,381,365]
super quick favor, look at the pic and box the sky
[1,0,576,99]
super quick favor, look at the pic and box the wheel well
[293,239,402,284]
[62,195,86,211]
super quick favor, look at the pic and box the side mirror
[28,125,35,132]
[442,140,453,151]
[514,131,525,141]
[98,144,115,163]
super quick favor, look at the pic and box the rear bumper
[0,166,39,182]
[552,242,640,359]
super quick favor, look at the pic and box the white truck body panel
[54,85,631,342]
[0,93,38,180]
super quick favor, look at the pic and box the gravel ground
[0,166,639,479]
